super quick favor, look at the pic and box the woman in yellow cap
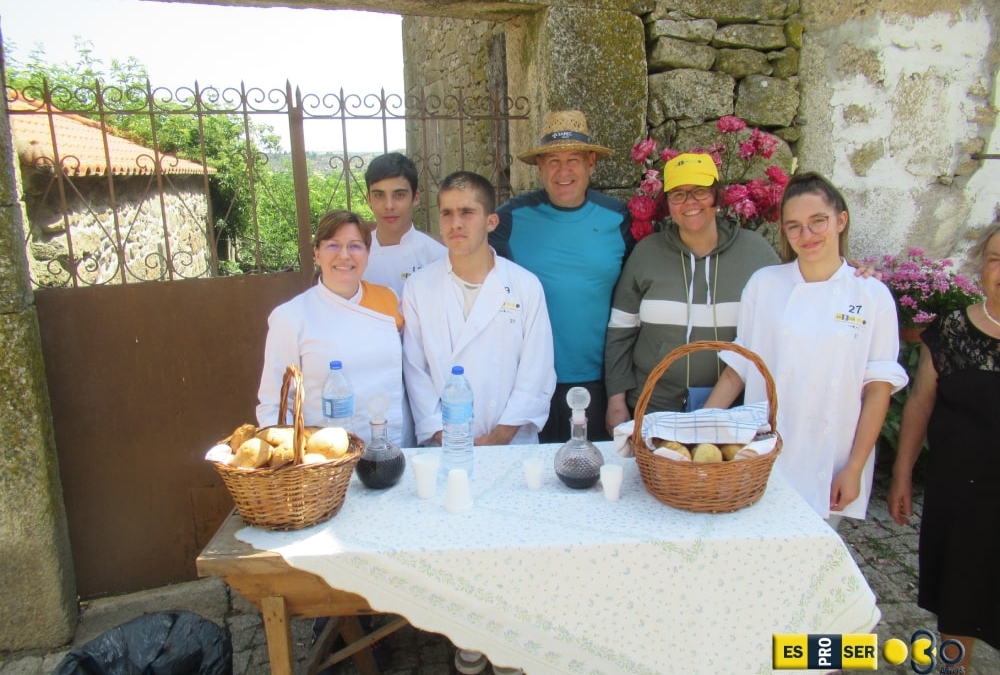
[604,152,779,431]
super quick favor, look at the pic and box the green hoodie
[604,216,779,412]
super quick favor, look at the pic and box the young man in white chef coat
[362,152,446,300]
[402,171,556,447]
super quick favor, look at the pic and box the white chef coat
[256,282,415,448]
[721,260,908,519]
[402,252,556,445]
[364,226,447,300]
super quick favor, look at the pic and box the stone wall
[402,15,511,230]
[21,173,212,286]
[0,87,77,651]
[641,1,800,178]
[400,0,1000,262]
[798,0,1000,262]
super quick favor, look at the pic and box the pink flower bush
[626,116,788,241]
[631,137,658,164]
[863,247,982,326]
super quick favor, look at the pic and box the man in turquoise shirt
[491,110,633,442]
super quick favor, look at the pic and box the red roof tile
[6,93,215,177]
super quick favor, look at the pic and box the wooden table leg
[261,595,295,675]
[312,615,408,675]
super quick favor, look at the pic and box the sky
[0,0,406,151]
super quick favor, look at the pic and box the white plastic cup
[523,457,544,490]
[412,453,440,499]
[600,464,624,501]
[445,468,473,513]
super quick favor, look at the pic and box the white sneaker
[455,649,488,675]
[492,666,524,675]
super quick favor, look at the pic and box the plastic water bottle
[441,365,474,478]
[321,360,354,432]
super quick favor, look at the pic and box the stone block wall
[21,173,212,287]
[402,15,511,230]
[642,0,800,177]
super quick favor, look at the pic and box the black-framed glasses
[666,186,713,205]
[782,214,833,239]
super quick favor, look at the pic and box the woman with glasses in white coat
[704,172,907,527]
[256,209,414,448]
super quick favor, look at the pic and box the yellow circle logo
[882,638,908,665]
[912,637,935,666]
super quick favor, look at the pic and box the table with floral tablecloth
[238,443,878,675]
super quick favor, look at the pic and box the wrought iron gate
[7,78,529,596]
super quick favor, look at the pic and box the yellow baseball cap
[663,153,720,192]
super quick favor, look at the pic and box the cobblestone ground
[836,448,999,675]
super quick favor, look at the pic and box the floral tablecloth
[238,443,878,675]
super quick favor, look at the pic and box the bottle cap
[451,365,464,375]
[329,360,343,370]
[566,386,590,424]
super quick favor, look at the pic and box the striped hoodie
[604,216,779,412]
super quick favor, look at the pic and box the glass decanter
[553,387,604,489]
[355,395,405,489]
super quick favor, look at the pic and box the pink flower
[722,183,749,206]
[653,192,670,221]
[717,116,747,134]
[659,147,680,163]
[631,219,654,242]
[640,169,662,196]
[750,129,779,159]
[628,195,657,221]
[874,248,983,327]
[632,138,658,164]
[765,165,789,186]
[732,199,758,220]
[627,116,789,230]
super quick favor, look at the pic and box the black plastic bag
[53,610,232,675]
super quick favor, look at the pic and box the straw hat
[517,110,613,164]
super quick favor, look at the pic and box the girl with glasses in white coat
[704,172,908,527]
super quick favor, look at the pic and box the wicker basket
[632,340,782,513]
[213,364,363,530]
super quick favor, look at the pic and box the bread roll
[691,442,723,463]
[268,443,296,468]
[256,426,294,447]
[306,427,351,458]
[234,438,272,468]
[720,444,744,462]
[229,423,258,452]
[655,439,692,460]
[303,452,330,464]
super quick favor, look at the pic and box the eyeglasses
[319,241,367,255]
[667,186,713,205]
[783,215,833,239]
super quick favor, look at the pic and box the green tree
[250,166,372,273]
[5,38,302,275]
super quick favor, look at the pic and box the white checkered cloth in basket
[612,402,771,458]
